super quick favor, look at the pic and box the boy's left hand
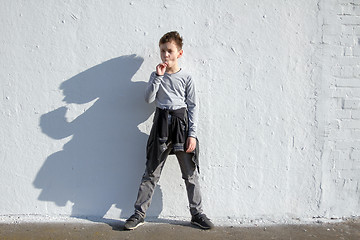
[186,137,196,153]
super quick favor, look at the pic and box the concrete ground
[0,218,360,240]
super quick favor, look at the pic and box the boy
[124,31,214,230]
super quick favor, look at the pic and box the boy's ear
[177,49,183,58]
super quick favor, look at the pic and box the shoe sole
[124,222,144,230]
[191,221,212,230]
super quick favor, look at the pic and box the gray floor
[1,218,359,240]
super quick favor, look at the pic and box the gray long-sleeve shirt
[145,69,198,138]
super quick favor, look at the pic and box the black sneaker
[191,213,214,229]
[124,213,144,230]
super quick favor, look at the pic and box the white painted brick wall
[318,0,360,217]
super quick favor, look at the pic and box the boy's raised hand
[156,62,168,76]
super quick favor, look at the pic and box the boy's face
[159,41,183,69]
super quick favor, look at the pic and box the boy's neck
[166,64,180,74]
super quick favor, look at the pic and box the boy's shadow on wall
[33,55,163,223]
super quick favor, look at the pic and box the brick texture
[321,0,360,216]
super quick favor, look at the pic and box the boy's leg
[175,151,214,229]
[134,146,171,218]
[175,151,203,216]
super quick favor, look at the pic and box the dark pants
[134,143,203,218]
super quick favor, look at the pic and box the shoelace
[129,214,141,221]
[197,214,209,221]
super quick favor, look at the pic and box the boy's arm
[145,72,163,103]
[144,63,168,103]
[185,75,198,139]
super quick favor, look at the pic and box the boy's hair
[159,31,183,50]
